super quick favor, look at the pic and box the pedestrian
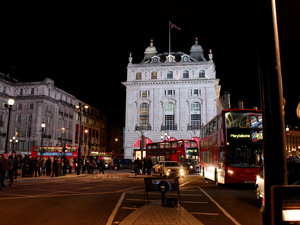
[62,156,68,175]
[52,156,58,177]
[0,153,9,190]
[10,151,19,180]
[46,157,51,176]
[7,154,14,185]
[146,157,153,175]
[99,159,105,174]
[142,157,147,174]
[68,157,74,174]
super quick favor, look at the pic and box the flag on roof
[170,21,181,31]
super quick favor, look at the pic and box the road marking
[192,212,219,216]
[121,207,138,210]
[106,192,126,225]
[198,187,241,225]
[182,201,208,204]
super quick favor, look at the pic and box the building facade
[0,73,106,155]
[122,39,225,160]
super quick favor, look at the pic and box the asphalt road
[0,171,263,225]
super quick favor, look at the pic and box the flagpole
[169,21,171,55]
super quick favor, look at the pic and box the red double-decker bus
[146,139,199,166]
[31,146,78,159]
[199,109,263,184]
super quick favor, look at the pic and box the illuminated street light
[4,98,15,153]
[40,122,46,157]
[75,103,89,175]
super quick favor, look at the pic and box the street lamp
[161,131,170,141]
[9,136,18,151]
[41,122,46,158]
[4,98,15,153]
[75,103,89,175]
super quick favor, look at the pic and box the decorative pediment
[180,54,191,62]
[150,56,161,63]
[165,54,176,63]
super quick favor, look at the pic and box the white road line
[182,201,208,204]
[198,187,241,225]
[121,207,138,210]
[106,192,126,225]
[192,212,219,216]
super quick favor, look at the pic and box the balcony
[161,125,178,131]
[135,125,152,131]
[187,124,202,130]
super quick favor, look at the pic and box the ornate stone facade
[122,39,225,160]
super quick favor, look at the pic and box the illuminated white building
[122,39,227,160]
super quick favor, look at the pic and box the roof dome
[190,37,206,61]
[141,39,158,63]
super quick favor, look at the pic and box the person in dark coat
[46,157,51,176]
[146,157,153,175]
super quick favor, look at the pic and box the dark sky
[1,1,299,126]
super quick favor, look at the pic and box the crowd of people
[133,157,153,176]
[0,152,107,190]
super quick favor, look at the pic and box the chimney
[223,91,231,109]
[238,100,244,109]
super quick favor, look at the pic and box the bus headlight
[228,170,234,175]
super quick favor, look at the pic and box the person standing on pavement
[10,151,19,179]
[7,154,14,185]
[0,153,9,190]
[46,157,51,176]
[68,157,74,174]
[146,157,153,175]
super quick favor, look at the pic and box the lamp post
[40,122,45,158]
[76,103,88,175]
[161,131,170,141]
[9,136,18,151]
[62,127,66,156]
[4,98,15,154]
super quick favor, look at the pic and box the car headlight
[180,168,184,172]
[190,165,193,169]
[167,169,171,172]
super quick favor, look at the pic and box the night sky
[1,1,299,126]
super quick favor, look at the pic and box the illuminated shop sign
[230,134,251,139]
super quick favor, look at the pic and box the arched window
[151,71,157,79]
[167,71,173,79]
[190,102,201,130]
[183,70,189,78]
[139,103,149,130]
[199,70,205,78]
[164,103,175,130]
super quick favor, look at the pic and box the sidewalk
[119,200,203,225]
[15,169,134,182]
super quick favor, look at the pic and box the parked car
[159,161,185,177]
[113,159,133,170]
[256,168,264,200]
[153,161,164,173]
